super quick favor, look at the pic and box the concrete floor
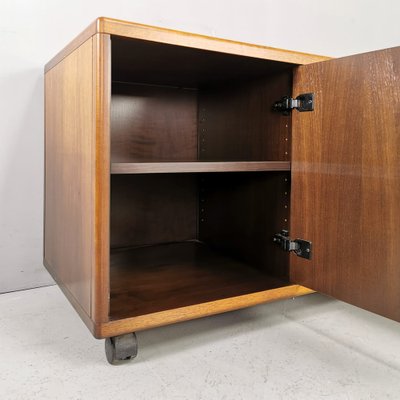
[1,287,400,400]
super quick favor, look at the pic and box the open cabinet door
[290,47,400,322]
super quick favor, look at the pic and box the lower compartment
[109,241,290,320]
[109,171,292,322]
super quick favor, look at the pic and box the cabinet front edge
[97,17,330,65]
[96,285,315,338]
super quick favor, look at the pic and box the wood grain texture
[92,34,111,323]
[44,38,95,317]
[109,241,291,320]
[291,47,400,322]
[44,18,333,339]
[199,172,291,278]
[111,161,291,174]
[110,174,197,248]
[111,83,197,162]
[45,17,329,73]
[100,17,329,65]
[100,284,313,338]
[198,73,292,161]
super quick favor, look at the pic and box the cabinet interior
[109,36,296,320]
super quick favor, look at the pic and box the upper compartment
[111,36,296,164]
[45,17,328,168]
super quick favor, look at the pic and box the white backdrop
[1,0,399,293]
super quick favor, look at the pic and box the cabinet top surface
[45,16,330,72]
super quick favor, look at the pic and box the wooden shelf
[109,241,290,320]
[111,161,291,174]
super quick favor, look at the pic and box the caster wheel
[105,333,138,365]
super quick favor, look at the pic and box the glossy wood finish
[111,161,291,174]
[44,38,95,317]
[111,83,197,162]
[200,172,291,278]
[198,73,292,161]
[45,17,332,340]
[109,241,290,320]
[104,18,329,65]
[45,17,329,72]
[291,47,400,322]
[101,284,314,337]
[110,174,197,248]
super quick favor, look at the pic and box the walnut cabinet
[44,17,400,364]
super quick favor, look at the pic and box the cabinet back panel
[199,172,290,278]
[111,82,198,162]
[198,72,292,161]
[110,174,197,248]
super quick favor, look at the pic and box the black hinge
[273,230,312,260]
[272,93,314,115]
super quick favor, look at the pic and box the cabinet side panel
[44,38,95,316]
